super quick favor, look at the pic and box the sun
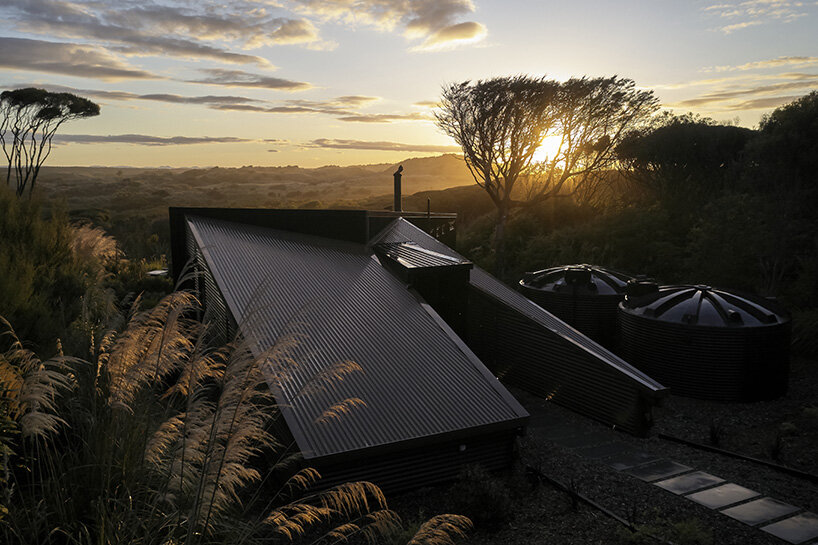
[532,134,564,163]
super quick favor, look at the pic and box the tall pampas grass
[0,291,471,545]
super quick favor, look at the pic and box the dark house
[169,207,667,492]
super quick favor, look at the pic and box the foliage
[0,292,471,545]
[616,112,754,209]
[436,75,657,275]
[0,185,95,352]
[0,88,99,197]
[448,465,514,531]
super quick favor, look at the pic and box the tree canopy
[616,113,754,207]
[0,88,99,197]
[436,75,657,275]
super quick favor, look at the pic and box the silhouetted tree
[436,75,657,276]
[616,113,754,208]
[0,88,99,197]
[436,75,558,274]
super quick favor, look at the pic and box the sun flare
[532,134,564,163]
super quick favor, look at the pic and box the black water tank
[619,285,790,402]
[519,264,632,349]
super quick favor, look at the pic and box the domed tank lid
[620,284,790,327]
[520,264,632,296]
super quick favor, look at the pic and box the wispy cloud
[723,95,804,110]
[668,75,818,107]
[291,0,487,50]
[188,68,312,91]
[703,0,812,33]
[0,37,157,80]
[53,134,254,146]
[336,112,431,123]
[305,138,460,153]
[702,56,818,72]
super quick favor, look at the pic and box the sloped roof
[372,218,667,393]
[186,215,528,462]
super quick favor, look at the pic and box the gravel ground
[390,358,818,544]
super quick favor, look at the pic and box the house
[169,206,666,492]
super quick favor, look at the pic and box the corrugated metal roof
[186,215,527,460]
[373,242,472,270]
[373,218,667,393]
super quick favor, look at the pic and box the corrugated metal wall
[469,287,655,436]
[376,219,667,437]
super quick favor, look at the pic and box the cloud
[291,0,487,49]
[703,56,818,72]
[724,95,805,110]
[0,0,281,66]
[0,37,157,80]
[210,95,380,116]
[306,138,460,153]
[189,69,312,90]
[414,21,487,51]
[336,112,432,123]
[703,0,812,33]
[3,83,268,111]
[413,100,440,108]
[53,134,254,146]
[670,77,818,107]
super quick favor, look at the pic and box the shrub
[448,464,514,531]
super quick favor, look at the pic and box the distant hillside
[36,153,474,219]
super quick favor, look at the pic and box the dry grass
[0,291,472,545]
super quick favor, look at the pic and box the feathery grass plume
[324,509,402,544]
[103,291,199,412]
[407,515,472,545]
[265,480,400,542]
[0,318,73,439]
[70,224,118,264]
[315,398,366,425]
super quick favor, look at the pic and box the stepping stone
[576,442,631,459]
[655,471,725,495]
[626,459,692,482]
[686,483,760,509]
[761,512,818,544]
[722,497,800,526]
[551,432,611,449]
[605,450,661,471]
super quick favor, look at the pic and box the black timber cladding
[373,218,668,436]
[184,215,528,464]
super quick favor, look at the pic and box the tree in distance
[0,88,99,197]
[616,112,754,208]
[436,75,658,276]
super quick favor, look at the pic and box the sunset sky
[1,0,816,168]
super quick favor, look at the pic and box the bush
[0,186,91,352]
[448,465,514,531]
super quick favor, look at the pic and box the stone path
[538,419,818,544]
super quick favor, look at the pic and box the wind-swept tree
[0,88,99,197]
[436,75,657,276]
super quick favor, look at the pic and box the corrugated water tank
[519,264,632,349]
[618,285,791,402]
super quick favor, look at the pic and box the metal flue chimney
[393,165,403,212]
